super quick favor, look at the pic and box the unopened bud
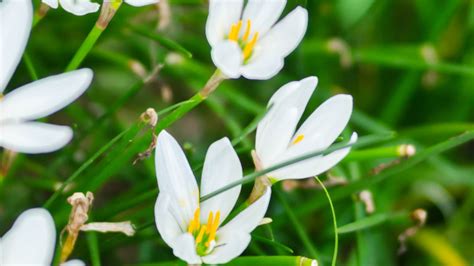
[129,60,147,79]
[411,208,427,226]
[420,44,438,65]
[140,108,158,127]
[359,190,375,214]
[397,144,416,157]
[327,38,352,68]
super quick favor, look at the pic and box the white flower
[154,131,271,264]
[0,0,93,154]
[255,76,358,181]
[42,0,100,16]
[206,0,308,80]
[42,0,159,16]
[0,208,84,266]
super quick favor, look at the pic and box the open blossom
[154,131,271,264]
[0,0,93,154]
[42,0,159,16]
[0,208,84,266]
[206,0,308,80]
[255,76,358,181]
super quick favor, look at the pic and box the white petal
[0,0,32,93]
[42,0,59,8]
[0,69,93,122]
[289,94,353,154]
[211,41,243,79]
[200,138,242,226]
[0,122,73,154]
[59,0,100,16]
[125,0,159,6]
[271,132,358,180]
[242,0,286,36]
[259,6,308,57]
[256,77,317,164]
[256,107,299,165]
[268,76,317,109]
[154,192,185,248]
[202,231,250,264]
[240,51,283,80]
[219,187,271,234]
[171,233,201,264]
[206,0,244,47]
[155,131,199,227]
[61,260,85,266]
[1,208,56,265]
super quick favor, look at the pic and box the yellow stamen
[292,134,305,145]
[188,208,201,233]
[242,20,251,42]
[213,211,220,232]
[243,32,259,60]
[229,20,243,42]
[206,211,220,247]
[195,225,207,244]
[206,211,214,234]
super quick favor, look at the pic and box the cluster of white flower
[1,0,356,264]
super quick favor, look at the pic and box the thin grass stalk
[314,176,339,266]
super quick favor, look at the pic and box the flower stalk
[33,3,50,27]
[154,69,226,133]
[65,0,123,72]
[0,149,17,183]
[247,150,272,204]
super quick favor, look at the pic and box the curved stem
[314,176,338,266]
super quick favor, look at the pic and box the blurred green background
[1,0,474,265]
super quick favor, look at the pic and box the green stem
[314,176,338,266]
[155,69,226,133]
[65,24,105,72]
[23,52,39,80]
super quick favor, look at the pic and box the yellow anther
[243,20,252,42]
[195,225,207,244]
[243,32,259,60]
[188,208,201,234]
[206,211,214,234]
[292,134,305,145]
[193,208,200,225]
[213,211,221,232]
[229,20,243,42]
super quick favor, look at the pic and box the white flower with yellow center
[42,0,159,16]
[154,131,271,264]
[206,0,308,80]
[0,208,84,266]
[0,0,93,154]
[255,76,358,181]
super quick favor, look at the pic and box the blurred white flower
[154,131,271,264]
[42,0,100,16]
[0,208,84,266]
[255,76,357,181]
[0,0,93,154]
[206,0,308,80]
[42,0,159,16]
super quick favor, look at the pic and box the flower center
[228,19,259,61]
[187,208,221,256]
[292,134,305,145]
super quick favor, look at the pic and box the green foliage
[1,0,473,265]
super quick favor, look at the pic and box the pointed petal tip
[299,76,319,90]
